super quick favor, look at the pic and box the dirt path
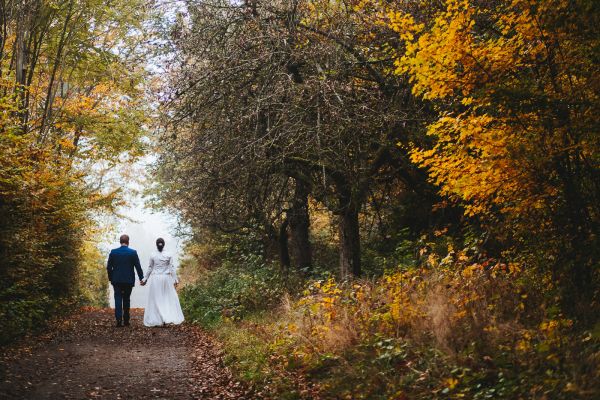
[0,308,250,399]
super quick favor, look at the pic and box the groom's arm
[106,252,114,283]
[133,251,144,281]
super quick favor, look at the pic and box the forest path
[0,308,248,400]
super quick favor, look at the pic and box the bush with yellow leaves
[262,246,599,399]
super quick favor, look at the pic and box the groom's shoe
[116,320,123,328]
[124,319,130,327]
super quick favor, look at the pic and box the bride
[141,238,185,327]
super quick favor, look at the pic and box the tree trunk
[0,0,8,74]
[338,201,361,279]
[278,219,291,270]
[39,0,74,140]
[14,4,26,128]
[555,153,596,324]
[289,179,312,272]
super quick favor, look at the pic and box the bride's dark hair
[156,238,165,252]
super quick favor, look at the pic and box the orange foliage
[388,0,599,224]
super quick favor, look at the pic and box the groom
[106,234,144,327]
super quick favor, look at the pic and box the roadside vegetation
[0,0,150,344]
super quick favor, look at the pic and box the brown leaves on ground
[0,308,252,399]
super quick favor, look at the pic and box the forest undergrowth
[179,232,600,399]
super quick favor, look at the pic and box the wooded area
[1,0,599,398]
[160,0,599,304]
[0,0,148,343]
[160,0,600,398]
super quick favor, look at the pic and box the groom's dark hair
[120,234,130,245]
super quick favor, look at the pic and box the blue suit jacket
[107,245,144,285]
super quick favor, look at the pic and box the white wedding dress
[143,251,185,327]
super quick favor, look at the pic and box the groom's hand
[140,280,146,286]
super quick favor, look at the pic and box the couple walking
[106,234,184,327]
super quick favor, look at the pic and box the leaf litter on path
[0,308,252,399]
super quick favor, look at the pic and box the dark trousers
[112,283,133,322]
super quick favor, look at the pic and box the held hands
[137,279,175,287]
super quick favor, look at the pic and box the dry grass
[278,261,533,360]
[191,250,599,398]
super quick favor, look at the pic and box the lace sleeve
[144,255,155,283]
[169,256,179,284]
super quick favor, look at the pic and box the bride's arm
[169,256,179,285]
[143,256,155,283]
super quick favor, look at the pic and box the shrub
[180,235,599,399]
[180,254,299,328]
[260,247,600,399]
